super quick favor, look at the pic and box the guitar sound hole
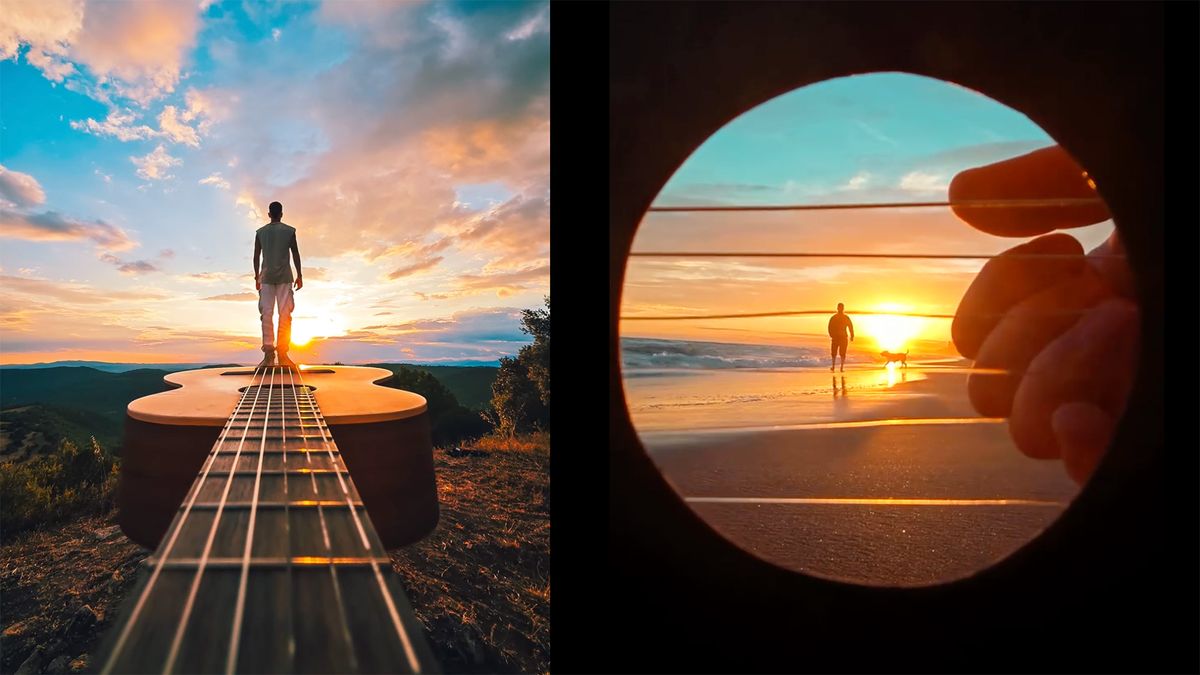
[237,384,317,393]
[618,72,1136,587]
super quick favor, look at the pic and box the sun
[290,328,313,347]
[859,303,923,353]
[289,315,344,348]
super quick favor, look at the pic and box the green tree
[384,367,490,445]
[489,355,547,437]
[519,296,550,408]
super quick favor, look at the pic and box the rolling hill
[0,363,499,461]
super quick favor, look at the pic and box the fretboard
[98,366,438,674]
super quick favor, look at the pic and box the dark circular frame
[607,2,1171,670]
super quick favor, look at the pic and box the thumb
[1051,401,1115,485]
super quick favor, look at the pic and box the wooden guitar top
[126,365,427,427]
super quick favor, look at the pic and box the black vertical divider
[548,2,612,672]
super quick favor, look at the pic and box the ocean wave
[620,337,869,371]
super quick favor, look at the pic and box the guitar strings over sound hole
[618,72,1136,587]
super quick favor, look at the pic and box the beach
[622,345,1080,586]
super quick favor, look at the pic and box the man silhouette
[828,302,854,372]
[253,201,302,368]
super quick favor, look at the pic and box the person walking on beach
[253,201,303,368]
[828,302,854,372]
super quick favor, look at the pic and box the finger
[1051,402,1115,485]
[966,267,1110,417]
[1086,229,1136,299]
[949,146,1111,236]
[1008,298,1139,460]
[952,233,1086,359]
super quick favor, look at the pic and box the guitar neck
[98,366,438,674]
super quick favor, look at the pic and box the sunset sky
[0,0,548,365]
[621,72,1115,354]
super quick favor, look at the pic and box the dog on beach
[880,350,909,368]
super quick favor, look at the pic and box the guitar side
[118,366,439,550]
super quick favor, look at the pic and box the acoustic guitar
[95,364,440,673]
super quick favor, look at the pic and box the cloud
[98,252,159,275]
[0,164,47,207]
[180,271,236,283]
[0,209,135,250]
[1,274,167,304]
[25,45,76,81]
[158,105,199,146]
[898,171,948,193]
[206,1,549,270]
[115,261,158,275]
[417,261,549,301]
[856,120,896,146]
[70,108,161,141]
[202,292,258,301]
[271,28,281,42]
[312,307,532,362]
[72,90,220,146]
[68,1,201,106]
[199,172,230,189]
[0,0,84,68]
[386,256,444,280]
[841,171,870,191]
[131,144,181,180]
[2,0,202,107]
[450,191,549,267]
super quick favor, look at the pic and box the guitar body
[118,365,438,550]
[99,365,441,673]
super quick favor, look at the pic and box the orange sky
[618,74,1117,356]
[621,207,1115,355]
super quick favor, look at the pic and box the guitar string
[100,364,270,675]
[225,364,280,674]
[163,364,276,673]
[645,197,1107,212]
[288,365,359,672]
[628,251,1125,259]
[618,309,1102,321]
[295,365,425,673]
[277,368,297,672]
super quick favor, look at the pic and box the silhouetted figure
[828,302,854,372]
[253,201,303,368]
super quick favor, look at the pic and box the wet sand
[633,367,1080,586]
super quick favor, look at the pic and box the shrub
[0,437,119,539]
[383,367,491,446]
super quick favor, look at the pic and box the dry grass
[0,434,549,675]
[467,430,550,454]
[0,513,147,674]
[390,435,550,674]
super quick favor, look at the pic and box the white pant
[259,283,294,350]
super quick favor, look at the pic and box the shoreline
[636,368,1079,586]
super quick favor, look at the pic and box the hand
[949,146,1138,485]
[255,274,261,291]
[294,275,303,291]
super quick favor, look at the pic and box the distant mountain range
[1,359,504,372]
[0,363,499,462]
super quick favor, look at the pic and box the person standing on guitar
[253,200,303,368]
[828,302,854,372]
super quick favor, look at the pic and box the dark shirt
[256,222,297,284]
[828,312,854,341]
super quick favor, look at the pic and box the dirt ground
[0,440,550,674]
